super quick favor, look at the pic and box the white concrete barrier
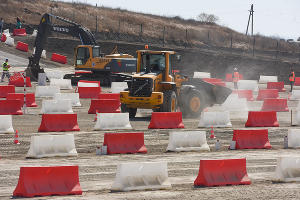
[290,90,300,100]
[50,78,73,90]
[193,72,211,79]
[237,80,258,91]
[54,93,81,107]
[5,36,14,46]
[94,113,132,130]
[221,94,248,111]
[111,82,128,93]
[111,162,171,191]
[0,115,14,134]
[26,134,78,158]
[45,70,65,80]
[259,75,278,84]
[31,29,37,37]
[288,129,300,148]
[274,157,300,182]
[35,86,60,97]
[33,47,46,59]
[41,99,73,114]
[78,82,99,87]
[166,131,210,152]
[198,111,232,127]
[3,29,10,37]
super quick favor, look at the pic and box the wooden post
[207,31,210,43]
[185,28,188,48]
[140,24,143,37]
[230,34,233,50]
[276,41,279,59]
[163,26,165,47]
[252,36,255,56]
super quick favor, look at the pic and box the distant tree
[196,13,219,23]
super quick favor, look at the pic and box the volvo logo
[53,27,69,32]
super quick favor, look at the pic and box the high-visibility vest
[289,71,295,82]
[233,71,239,82]
[2,62,9,71]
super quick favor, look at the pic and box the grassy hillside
[1,0,299,53]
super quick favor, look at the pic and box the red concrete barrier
[256,89,279,101]
[76,80,101,98]
[88,99,121,114]
[0,85,15,98]
[245,111,279,127]
[232,129,271,149]
[9,74,31,87]
[261,98,288,112]
[267,82,286,92]
[295,77,300,86]
[13,166,82,197]
[16,41,28,52]
[148,112,184,129]
[51,53,67,64]
[38,114,80,132]
[194,158,251,187]
[202,78,223,83]
[0,99,22,115]
[13,28,27,36]
[103,132,147,154]
[1,34,6,42]
[98,93,120,100]
[211,81,226,87]
[236,90,254,101]
[6,93,37,107]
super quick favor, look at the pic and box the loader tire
[183,89,204,118]
[159,90,177,112]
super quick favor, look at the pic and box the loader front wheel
[159,90,177,112]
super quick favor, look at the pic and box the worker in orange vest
[289,68,295,92]
[232,67,239,89]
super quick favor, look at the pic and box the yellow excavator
[25,13,136,85]
[120,48,232,118]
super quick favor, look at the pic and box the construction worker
[16,17,22,29]
[289,68,295,92]
[1,59,11,82]
[232,67,239,89]
[0,18,3,33]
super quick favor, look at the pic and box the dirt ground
[1,49,300,200]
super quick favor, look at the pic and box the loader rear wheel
[183,89,204,118]
[159,90,177,112]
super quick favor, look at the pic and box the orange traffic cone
[210,126,216,139]
[14,130,20,144]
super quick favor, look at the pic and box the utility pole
[246,4,254,36]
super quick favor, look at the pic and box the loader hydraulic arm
[26,13,97,81]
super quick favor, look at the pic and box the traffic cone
[210,126,216,139]
[14,130,20,144]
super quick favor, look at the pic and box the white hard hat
[234,67,237,70]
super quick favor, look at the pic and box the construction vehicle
[25,13,136,85]
[120,49,232,118]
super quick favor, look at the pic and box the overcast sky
[63,0,300,40]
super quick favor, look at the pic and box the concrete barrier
[94,113,132,130]
[38,113,80,132]
[237,80,258,91]
[41,99,73,114]
[290,90,300,100]
[50,79,72,90]
[198,111,232,127]
[54,93,81,107]
[78,81,100,87]
[111,162,171,191]
[5,36,14,46]
[256,89,279,101]
[221,94,248,111]
[288,129,300,148]
[274,157,300,182]
[148,112,184,129]
[193,72,211,79]
[259,75,278,84]
[111,82,128,93]
[0,115,14,133]
[45,70,65,80]
[267,82,286,92]
[232,129,271,149]
[245,111,279,127]
[35,86,60,97]
[166,131,210,152]
[26,134,78,158]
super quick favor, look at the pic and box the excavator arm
[26,13,97,81]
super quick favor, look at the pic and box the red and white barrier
[289,90,300,100]
[9,74,31,87]
[237,80,258,91]
[26,134,78,158]
[256,89,279,101]
[194,158,251,187]
[0,115,14,133]
[259,75,278,84]
[245,111,279,127]
[51,53,67,64]
[77,80,101,98]
[261,98,288,112]
[88,99,120,114]
[0,99,23,115]
[193,72,211,79]
[111,82,128,93]
[234,90,254,101]
[94,113,132,130]
[50,78,72,90]
[35,86,60,97]
[294,77,300,86]
[288,129,300,148]
[166,131,210,152]
[45,70,65,79]
[232,129,271,149]
[6,93,37,107]
[198,111,232,127]
[5,36,14,46]
[267,82,286,92]
[1,33,6,42]
[221,94,248,111]
[16,41,28,52]
[103,132,147,154]
[13,28,27,36]
[38,113,80,132]
[41,99,73,114]
[13,166,82,197]
[0,85,15,98]
[111,162,171,191]
[274,157,300,182]
[54,93,81,107]
[148,112,184,129]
